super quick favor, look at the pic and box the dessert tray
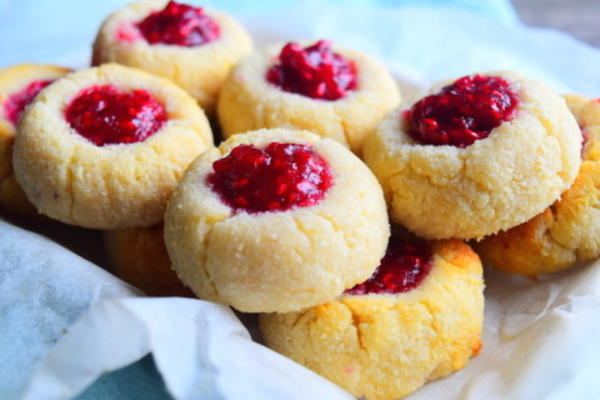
[2,2,600,400]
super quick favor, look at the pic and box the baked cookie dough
[260,234,484,400]
[0,64,70,217]
[92,0,252,116]
[217,40,400,153]
[164,128,389,313]
[104,224,193,297]
[363,71,582,240]
[476,96,600,276]
[13,63,213,229]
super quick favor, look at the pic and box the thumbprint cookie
[217,40,400,153]
[104,224,193,297]
[13,63,213,229]
[260,232,484,400]
[92,0,252,115]
[363,72,581,240]
[164,128,389,313]
[477,96,600,276]
[0,64,70,217]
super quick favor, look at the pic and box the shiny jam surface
[345,234,433,295]
[3,79,53,125]
[405,75,519,148]
[266,40,357,101]
[136,0,220,47]
[65,85,167,146]
[207,142,333,213]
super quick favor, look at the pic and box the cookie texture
[164,129,389,313]
[260,240,484,400]
[476,96,600,276]
[92,0,252,116]
[104,224,193,297]
[13,63,213,229]
[363,71,582,240]
[217,42,400,153]
[0,64,70,217]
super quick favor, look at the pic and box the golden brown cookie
[260,236,484,400]
[13,63,213,229]
[363,71,581,240]
[476,96,600,276]
[0,64,70,217]
[217,40,400,153]
[92,0,252,116]
[164,128,389,313]
[104,224,193,297]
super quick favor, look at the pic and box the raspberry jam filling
[405,75,519,148]
[207,142,333,213]
[3,79,53,125]
[65,85,167,146]
[345,234,432,295]
[266,40,357,101]
[136,0,220,47]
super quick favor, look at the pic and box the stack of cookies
[1,1,595,399]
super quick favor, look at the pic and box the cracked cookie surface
[92,0,252,116]
[217,41,400,154]
[363,71,582,240]
[164,129,389,312]
[13,63,213,229]
[260,239,484,400]
[476,96,600,276]
[0,64,70,218]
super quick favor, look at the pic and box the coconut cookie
[363,72,582,240]
[92,0,252,116]
[164,129,389,313]
[104,224,193,297]
[0,64,70,217]
[476,96,600,276]
[217,40,400,153]
[260,232,484,400]
[13,63,213,229]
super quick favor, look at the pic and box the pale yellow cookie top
[363,70,582,240]
[217,41,400,153]
[477,96,600,276]
[260,239,484,400]
[164,128,390,313]
[93,0,253,113]
[0,64,71,139]
[13,63,213,228]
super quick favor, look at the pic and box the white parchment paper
[2,3,600,400]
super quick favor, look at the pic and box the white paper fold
[0,220,138,400]
[22,297,353,400]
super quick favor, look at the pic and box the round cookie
[92,0,252,116]
[363,71,582,240]
[260,234,484,400]
[0,64,70,217]
[217,40,400,153]
[164,128,389,313]
[104,224,193,297]
[13,63,213,229]
[476,96,600,276]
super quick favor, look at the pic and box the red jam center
[3,79,53,125]
[65,85,167,146]
[136,1,220,47]
[266,40,357,101]
[207,142,333,213]
[405,75,519,148]
[345,235,432,295]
